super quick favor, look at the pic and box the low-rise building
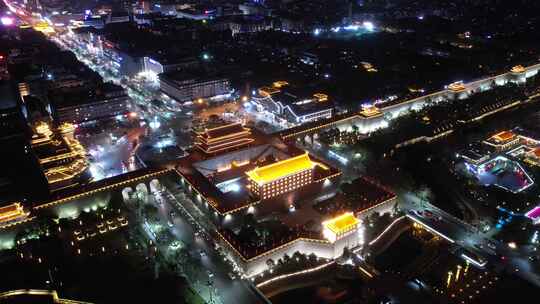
[483,131,520,151]
[30,122,89,191]
[0,202,29,225]
[143,55,198,76]
[246,153,316,200]
[159,71,230,103]
[251,82,333,127]
[194,122,255,155]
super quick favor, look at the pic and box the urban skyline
[1,0,540,303]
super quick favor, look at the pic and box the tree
[342,246,352,260]
[352,124,359,134]
[143,204,159,222]
[283,254,291,264]
[292,251,303,261]
[392,201,401,215]
[266,259,275,270]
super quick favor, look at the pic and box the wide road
[152,186,267,304]
[401,193,540,287]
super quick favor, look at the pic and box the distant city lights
[1,16,14,26]
[344,25,360,31]
[154,138,174,149]
[363,21,375,31]
[149,117,161,129]
[229,183,240,192]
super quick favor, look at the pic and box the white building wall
[219,227,362,277]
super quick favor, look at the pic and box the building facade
[246,153,315,200]
[51,85,130,124]
[194,122,255,155]
[159,72,230,102]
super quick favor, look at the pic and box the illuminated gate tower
[246,153,315,200]
[322,212,362,256]
[194,122,255,155]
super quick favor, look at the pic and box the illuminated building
[251,82,333,127]
[359,105,382,118]
[212,15,274,36]
[447,81,469,99]
[159,71,230,103]
[18,82,30,99]
[483,131,519,150]
[33,21,55,34]
[177,7,216,20]
[0,289,92,304]
[322,212,359,243]
[525,206,540,225]
[0,203,29,224]
[511,65,526,74]
[194,122,255,154]
[176,141,343,277]
[31,122,89,191]
[447,81,466,92]
[49,83,130,124]
[457,142,493,165]
[0,54,8,81]
[143,56,198,76]
[524,147,540,167]
[246,153,316,200]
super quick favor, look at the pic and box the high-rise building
[49,83,130,124]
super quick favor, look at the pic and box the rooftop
[526,206,540,219]
[160,70,227,83]
[49,83,126,109]
[491,131,516,143]
[246,153,315,185]
[322,212,359,235]
[203,123,249,139]
[0,202,27,224]
[530,147,540,158]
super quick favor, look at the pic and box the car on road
[228,272,236,280]
[199,249,206,257]
[207,270,214,278]
[408,210,417,216]
[170,211,176,218]
[487,242,497,250]
[167,220,174,227]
